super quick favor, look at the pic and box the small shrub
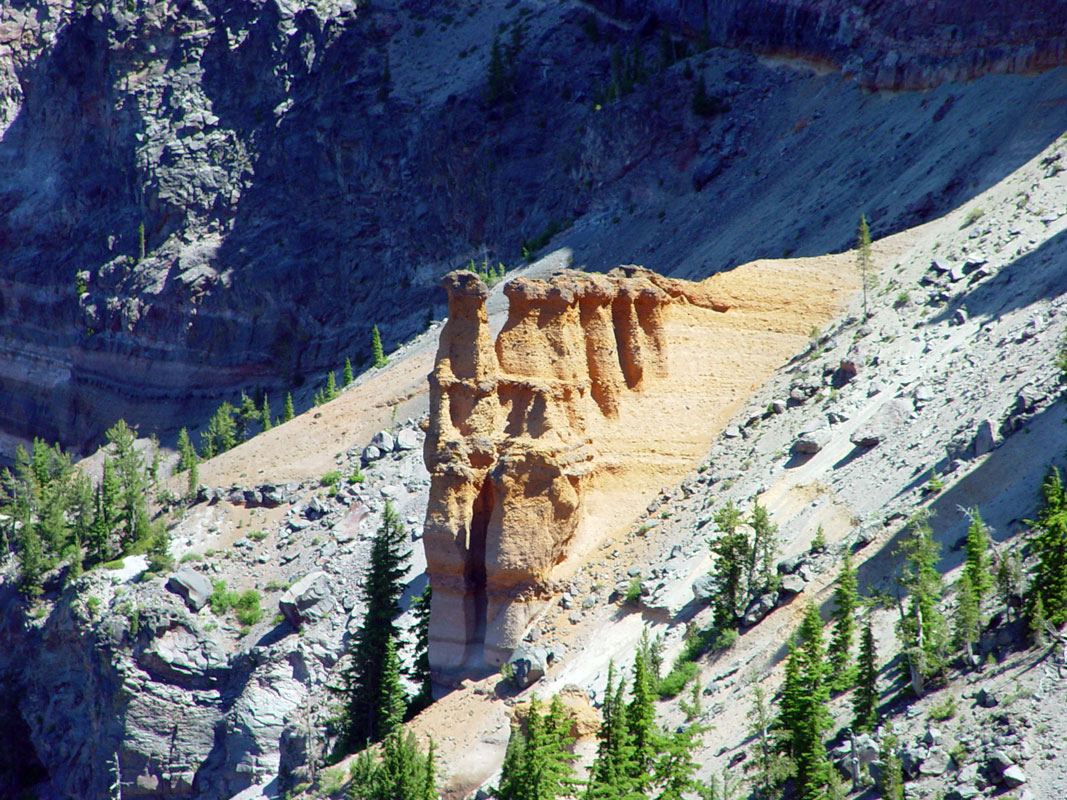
[103,558,125,570]
[180,553,202,563]
[925,468,945,495]
[624,577,643,605]
[209,580,238,615]
[248,529,268,542]
[961,207,984,228]
[894,291,910,308]
[657,660,699,698]
[929,696,957,721]
[348,469,365,484]
[321,470,341,487]
[86,595,101,617]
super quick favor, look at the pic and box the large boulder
[795,418,831,453]
[166,568,214,611]
[850,399,911,447]
[279,572,335,628]
[395,428,419,451]
[370,430,395,453]
[508,645,549,688]
[691,573,716,603]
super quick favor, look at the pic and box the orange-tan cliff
[423,261,858,672]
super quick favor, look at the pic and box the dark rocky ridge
[2,0,1066,456]
[589,0,1067,89]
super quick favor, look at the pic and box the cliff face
[589,0,1067,89]
[422,261,852,670]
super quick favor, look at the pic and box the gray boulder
[166,568,214,611]
[279,572,335,628]
[371,430,395,452]
[976,688,999,707]
[692,573,716,603]
[742,593,777,627]
[362,445,382,464]
[795,419,832,453]
[972,418,996,456]
[777,574,806,600]
[508,645,549,688]
[850,399,911,447]
[395,428,419,451]
[919,746,951,775]
[1002,765,1028,788]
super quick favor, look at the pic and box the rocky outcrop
[423,267,730,670]
[589,0,1067,90]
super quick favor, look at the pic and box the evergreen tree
[952,571,981,656]
[372,325,387,368]
[652,725,704,800]
[586,662,635,800]
[186,457,199,503]
[1029,593,1048,647]
[16,519,44,598]
[485,36,511,104]
[828,552,858,691]
[409,586,434,713]
[343,357,354,387]
[749,683,790,797]
[340,501,412,750]
[708,501,748,628]
[236,393,258,442]
[748,500,779,595]
[878,734,904,800]
[200,402,236,459]
[1027,467,1067,625]
[895,513,947,693]
[349,730,438,800]
[778,603,833,800]
[283,392,295,423]
[376,635,407,741]
[176,428,197,473]
[94,457,122,557]
[963,508,993,605]
[106,419,149,549]
[852,617,878,733]
[494,697,577,800]
[627,648,657,788]
[856,214,873,320]
[260,394,272,432]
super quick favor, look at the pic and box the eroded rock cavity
[423,267,728,670]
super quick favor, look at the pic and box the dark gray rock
[972,418,996,456]
[166,568,214,611]
[279,572,335,628]
[976,688,999,707]
[742,593,777,627]
[508,645,549,688]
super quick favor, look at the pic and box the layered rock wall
[422,267,732,669]
[590,0,1067,89]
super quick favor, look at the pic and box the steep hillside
[2,0,1067,456]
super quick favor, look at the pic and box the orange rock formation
[423,261,857,671]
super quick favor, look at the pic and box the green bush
[348,468,366,484]
[657,660,699,698]
[321,470,341,487]
[624,577,642,605]
[929,696,957,721]
[248,529,268,542]
[180,553,202,563]
[235,591,263,626]
[209,580,238,615]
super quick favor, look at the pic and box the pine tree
[106,419,149,549]
[587,662,636,800]
[176,428,197,473]
[16,520,44,598]
[748,500,779,595]
[963,508,993,605]
[200,402,236,459]
[852,617,878,733]
[283,392,295,423]
[95,457,122,557]
[376,635,407,741]
[236,393,258,442]
[708,500,748,628]
[340,501,412,750]
[828,552,858,691]
[260,394,272,432]
[856,214,873,320]
[1029,593,1048,647]
[372,325,387,368]
[952,571,981,656]
[781,602,833,800]
[627,648,657,789]
[652,724,704,800]
[485,36,511,104]
[494,697,577,800]
[349,730,438,800]
[878,734,904,800]
[343,357,354,387]
[1027,467,1067,625]
[896,512,947,692]
[409,586,433,713]
[186,457,199,503]
[749,682,790,797]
